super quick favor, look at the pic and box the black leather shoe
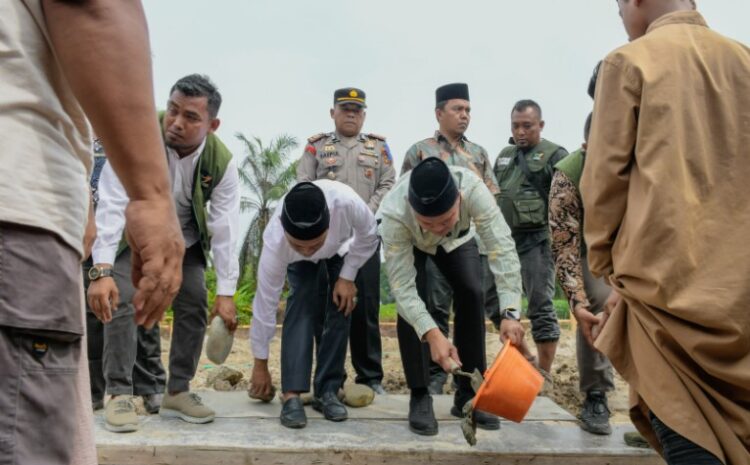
[280,396,307,429]
[451,404,501,431]
[408,392,438,436]
[313,391,348,422]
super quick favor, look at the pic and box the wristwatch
[500,307,520,321]
[88,265,114,281]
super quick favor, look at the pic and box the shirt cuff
[250,334,269,360]
[92,247,117,266]
[499,293,523,315]
[413,313,438,340]
[216,278,237,296]
[339,263,358,281]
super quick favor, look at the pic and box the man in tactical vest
[296,88,396,394]
[494,100,568,375]
[89,74,240,426]
[400,83,504,395]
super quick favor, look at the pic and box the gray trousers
[85,253,166,400]
[0,223,84,465]
[519,239,560,343]
[167,244,208,393]
[578,258,615,393]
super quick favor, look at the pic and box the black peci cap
[334,87,367,108]
[281,182,330,240]
[436,83,470,106]
[408,158,459,217]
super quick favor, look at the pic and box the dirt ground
[161,322,630,422]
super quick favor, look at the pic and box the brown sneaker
[104,396,139,433]
[159,392,215,424]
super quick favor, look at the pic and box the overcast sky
[142,0,750,196]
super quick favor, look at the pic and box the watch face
[88,266,100,280]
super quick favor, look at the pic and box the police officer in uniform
[297,88,396,394]
[494,100,568,375]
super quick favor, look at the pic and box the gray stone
[205,318,233,365]
[343,384,374,407]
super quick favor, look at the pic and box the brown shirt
[582,11,750,464]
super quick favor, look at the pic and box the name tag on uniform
[498,158,512,166]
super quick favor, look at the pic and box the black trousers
[397,239,486,407]
[282,255,350,395]
[349,247,383,385]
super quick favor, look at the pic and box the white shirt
[249,180,379,359]
[92,139,241,295]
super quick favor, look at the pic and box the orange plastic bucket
[472,343,543,423]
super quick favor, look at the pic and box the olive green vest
[494,139,564,231]
[116,114,233,262]
[554,148,585,193]
[553,148,587,254]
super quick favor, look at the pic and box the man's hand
[210,295,238,333]
[87,273,118,323]
[499,318,525,345]
[83,194,96,261]
[249,359,274,402]
[424,328,461,372]
[573,304,602,348]
[125,198,184,329]
[595,290,622,342]
[332,277,357,316]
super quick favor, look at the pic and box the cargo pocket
[512,197,546,228]
[15,334,81,465]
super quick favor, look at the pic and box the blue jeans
[650,413,723,465]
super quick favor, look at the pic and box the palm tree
[236,133,299,282]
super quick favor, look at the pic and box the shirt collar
[646,10,707,35]
[167,137,206,161]
[434,130,467,146]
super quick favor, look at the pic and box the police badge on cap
[334,87,367,108]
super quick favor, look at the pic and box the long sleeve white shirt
[249,180,379,359]
[92,140,241,295]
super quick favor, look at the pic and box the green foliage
[206,266,255,325]
[236,133,299,284]
[379,265,395,304]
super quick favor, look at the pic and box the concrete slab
[201,390,576,422]
[96,392,662,465]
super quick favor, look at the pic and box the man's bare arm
[43,0,184,327]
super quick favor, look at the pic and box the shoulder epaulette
[367,133,386,141]
[307,133,327,143]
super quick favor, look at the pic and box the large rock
[205,317,234,365]
[343,384,374,408]
[207,366,244,387]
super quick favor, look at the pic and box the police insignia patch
[305,144,317,156]
[381,142,393,165]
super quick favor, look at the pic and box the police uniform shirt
[249,180,379,359]
[297,132,396,213]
